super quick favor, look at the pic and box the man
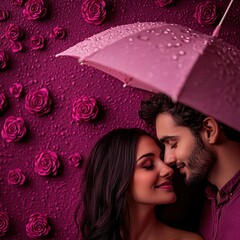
[139,93,240,240]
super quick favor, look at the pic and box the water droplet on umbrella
[177,63,183,69]
[174,42,181,48]
[182,38,191,43]
[128,38,134,42]
[167,43,172,48]
[178,50,185,55]
[137,35,149,41]
[172,55,178,60]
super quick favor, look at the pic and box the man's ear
[202,117,219,144]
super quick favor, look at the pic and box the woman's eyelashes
[171,142,177,149]
[141,160,154,170]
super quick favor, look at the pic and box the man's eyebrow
[159,136,177,142]
[136,153,154,162]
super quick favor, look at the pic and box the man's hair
[80,128,160,240]
[139,93,240,142]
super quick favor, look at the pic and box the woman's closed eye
[142,161,154,170]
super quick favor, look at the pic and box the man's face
[156,113,215,186]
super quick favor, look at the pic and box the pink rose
[26,213,50,238]
[5,24,22,41]
[25,88,51,116]
[155,0,174,7]
[49,27,66,39]
[68,153,83,167]
[10,83,23,98]
[81,0,106,25]
[8,168,26,185]
[12,0,24,6]
[72,96,99,122]
[34,150,60,176]
[0,212,9,237]
[30,35,45,50]
[0,50,9,70]
[194,1,217,26]
[0,10,10,21]
[23,0,47,20]
[1,116,26,143]
[11,41,23,53]
[0,93,7,113]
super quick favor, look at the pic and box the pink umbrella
[56,19,240,132]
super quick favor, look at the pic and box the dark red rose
[72,96,99,122]
[0,50,9,70]
[5,24,22,41]
[34,151,60,176]
[155,0,174,7]
[26,213,51,238]
[0,212,9,237]
[23,0,47,20]
[8,168,26,185]
[81,0,106,25]
[194,1,218,26]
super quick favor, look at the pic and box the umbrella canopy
[56,22,240,132]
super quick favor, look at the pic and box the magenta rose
[26,213,50,238]
[0,10,10,21]
[68,153,83,167]
[34,150,60,176]
[49,26,66,39]
[81,0,106,25]
[1,116,26,143]
[0,93,7,113]
[11,41,23,53]
[25,88,51,116]
[23,0,47,20]
[0,50,9,70]
[30,35,45,50]
[194,1,217,26]
[10,83,23,98]
[8,168,26,185]
[0,212,9,237]
[12,0,24,6]
[5,24,22,41]
[155,0,174,7]
[72,96,99,122]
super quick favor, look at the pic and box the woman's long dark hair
[80,128,155,240]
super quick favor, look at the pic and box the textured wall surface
[0,0,240,239]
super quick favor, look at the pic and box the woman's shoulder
[162,224,203,240]
[170,227,203,240]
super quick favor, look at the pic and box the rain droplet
[178,50,185,55]
[137,35,149,41]
[128,38,134,42]
[177,63,183,69]
[174,42,181,47]
[167,43,172,48]
[172,55,178,60]
[182,38,191,43]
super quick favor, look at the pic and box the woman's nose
[158,162,174,178]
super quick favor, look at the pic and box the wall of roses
[0,0,240,239]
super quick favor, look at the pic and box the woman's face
[129,135,176,205]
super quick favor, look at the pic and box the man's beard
[185,135,216,186]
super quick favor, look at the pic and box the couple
[80,93,240,240]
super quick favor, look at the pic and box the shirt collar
[205,170,240,200]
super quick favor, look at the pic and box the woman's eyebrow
[136,153,154,162]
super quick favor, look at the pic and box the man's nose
[164,151,177,166]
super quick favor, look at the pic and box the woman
[80,128,203,240]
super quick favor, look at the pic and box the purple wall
[1,0,240,239]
